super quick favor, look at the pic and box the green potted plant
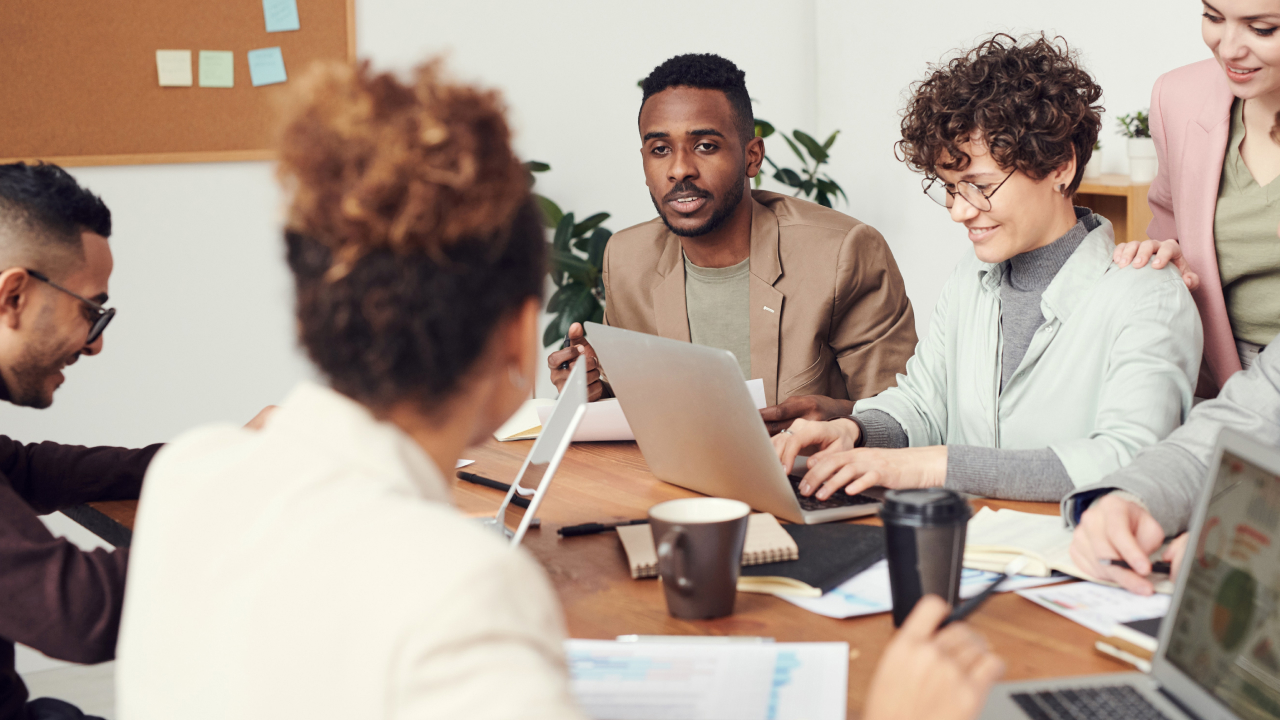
[525,162,611,347]
[753,120,847,208]
[1117,111,1156,183]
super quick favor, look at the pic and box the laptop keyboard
[1012,685,1171,720]
[787,476,879,511]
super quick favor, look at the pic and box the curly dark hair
[640,53,754,142]
[0,162,111,270]
[897,33,1104,194]
[277,59,545,410]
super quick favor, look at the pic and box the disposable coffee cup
[880,488,971,627]
[648,497,750,620]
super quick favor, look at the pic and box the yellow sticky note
[198,51,234,88]
[155,50,193,87]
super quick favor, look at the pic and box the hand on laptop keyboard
[863,595,1005,720]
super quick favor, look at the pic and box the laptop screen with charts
[979,427,1280,720]
[481,359,588,547]
[584,322,880,524]
[1152,428,1280,720]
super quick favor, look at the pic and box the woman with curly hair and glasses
[774,34,1204,505]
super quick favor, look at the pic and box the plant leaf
[573,212,610,238]
[754,119,775,138]
[552,249,597,286]
[586,227,611,268]
[815,191,831,207]
[553,212,575,252]
[547,284,575,313]
[536,195,563,229]
[524,160,551,173]
[564,284,601,331]
[590,303,604,324]
[782,135,806,165]
[819,175,848,201]
[543,314,566,347]
[801,179,815,195]
[774,168,804,188]
[822,130,840,151]
[794,130,829,163]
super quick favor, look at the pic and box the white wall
[0,1,1215,449]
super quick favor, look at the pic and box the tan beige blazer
[601,190,917,406]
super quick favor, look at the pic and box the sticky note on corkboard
[198,51,234,88]
[155,50,193,87]
[247,47,287,87]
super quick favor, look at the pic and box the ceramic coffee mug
[648,497,750,619]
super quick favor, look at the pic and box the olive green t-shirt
[1214,98,1280,346]
[683,252,751,379]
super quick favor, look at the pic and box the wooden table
[81,439,1126,717]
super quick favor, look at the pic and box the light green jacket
[854,217,1203,488]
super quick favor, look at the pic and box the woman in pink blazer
[1121,2,1280,396]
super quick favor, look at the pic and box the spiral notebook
[616,513,799,579]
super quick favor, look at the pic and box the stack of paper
[565,639,847,720]
[782,559,1068,619]
[964,507,1173,593]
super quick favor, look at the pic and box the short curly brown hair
[276,59,544,410]
[897,33,1103,194]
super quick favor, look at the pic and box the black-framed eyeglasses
[922,170,1016,212]
[26,270,115,345]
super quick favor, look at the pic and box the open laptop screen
[1165,448,1280,719]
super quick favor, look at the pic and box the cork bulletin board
[0,0,355,167]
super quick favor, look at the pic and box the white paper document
[565,639,847,720]
[1016,581,1171,635]
[537,378,767,443]
[493,398,554,441]
[783,559,1070,620]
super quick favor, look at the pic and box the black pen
[941,574,1008,629]
[1102,559,1172,575]
[456,471,529,509]
[557,519,648,537]
[557,333,573,370]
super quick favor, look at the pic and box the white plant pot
[1128,137,1157,184]
[1083,153,1103,179]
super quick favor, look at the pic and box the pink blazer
[1148,58,1239,395]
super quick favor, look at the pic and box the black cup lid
[879,488,971,526]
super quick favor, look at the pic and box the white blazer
[117,381,585,720]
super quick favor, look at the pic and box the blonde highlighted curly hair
[275,58,546,410]
[278,59,529,278]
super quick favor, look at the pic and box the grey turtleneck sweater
[855,211,1097,501]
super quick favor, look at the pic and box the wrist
[832,416,861,448]
[930,446,948,487]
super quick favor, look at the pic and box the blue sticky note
[247,47,287,87]
[262,0,300,32]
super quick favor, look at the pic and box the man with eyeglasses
[547,53,918,434]
[773,35,1203,506]
[0,162,269,720]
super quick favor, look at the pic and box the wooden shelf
[1074,174,1152,244]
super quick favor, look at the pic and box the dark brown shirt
[0,436,158,720]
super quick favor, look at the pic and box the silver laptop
[481,359,588,547]
[585,322,880,524]
[980,427,1280,720]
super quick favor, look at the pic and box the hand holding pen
[546,322,605,401]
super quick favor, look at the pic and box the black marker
[456,471,529,509]
[557,519,648,537]
[1102,559,1172,575]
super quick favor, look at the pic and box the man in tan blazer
[550,53,916,433]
